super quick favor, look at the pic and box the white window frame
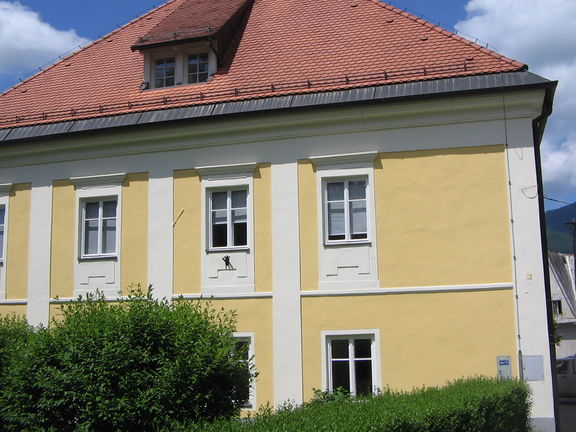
[311,152,377,247]
[143,42,217,89]
[0,203,6,263]
[321,329,381,396]
[323,177,370,244]
[234,332,256,410]
[0,184,10,301]
[71,174,125,261]
[207,186,250,251]
[80,197,119,258]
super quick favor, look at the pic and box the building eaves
[0,71,554,144]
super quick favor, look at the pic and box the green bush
[183,378,531,432]
[0,290,253,432]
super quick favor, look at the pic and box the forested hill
[546,202,576,253]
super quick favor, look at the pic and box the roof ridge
[0,0,185,98]
[369,0,525,70]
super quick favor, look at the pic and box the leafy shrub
[0,290,252,432]
[182,378,531,432]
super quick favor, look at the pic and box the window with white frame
[146,44,214,89]
[209,188,248,249]
[326,335,376,396]
[0,205,5,261]
[81,198,118,257]
[234,335,255,408]
[324,178,368,242]
[153,57,176,88]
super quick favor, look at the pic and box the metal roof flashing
[0,71,554,145]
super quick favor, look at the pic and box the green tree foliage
[0,290,252,432]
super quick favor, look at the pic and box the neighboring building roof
[0,0,527,131]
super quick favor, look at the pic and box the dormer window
[142,43,216,90]
[188,53,209,84]
[154,57,176,88]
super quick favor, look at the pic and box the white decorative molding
[173,292,273,300]
[309,151,378,167]
[0,183,12,196]
[195,162,257,178]
[301,282,514,297]
[0,299,27,305]
[70,173,126,189]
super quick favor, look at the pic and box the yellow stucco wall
[301,289,517,400]
[0,304,27,317]
[298,160,318,291]
[51,180,75,298]
[121,173,149,294]
[201,298,274,409]
[375,145,512,287]
[173,169,201,294]
[5,183,31,299]
[254,164,272,292]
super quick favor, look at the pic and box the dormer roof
[0,0,527,131]
[131,0,252,50]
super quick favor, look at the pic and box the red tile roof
[0,0,525,130]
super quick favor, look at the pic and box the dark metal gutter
[0,71,555,144]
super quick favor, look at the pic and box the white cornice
[0,183,12,196]
[309,151,378,166]
[70,173,126,189]
[195,162,257,177]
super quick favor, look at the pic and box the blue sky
[0,0,574,209]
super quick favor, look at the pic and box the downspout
[532,82,559,432]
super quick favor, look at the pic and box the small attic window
[143,43,216,90]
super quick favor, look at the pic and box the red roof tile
[0,0,525,129]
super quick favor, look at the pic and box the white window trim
[0,183,11,301]
[234,332,256,410]
[71,174,124,261]
[207,187,250,251]
[321,329,381,396]
[197,164,256,253]
[316,167,376,247]
[79,197,119,259]
[143,42,217,89]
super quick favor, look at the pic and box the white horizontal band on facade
[49,296,131,304]
[300,282,514,297]
[0,299,27,305]
[174,292,273,300]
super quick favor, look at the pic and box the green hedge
[0,291,253,432]
[184,378,531,432]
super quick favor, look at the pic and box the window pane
[199,62,209,73]
[212,224,227,247]
[166,77,175,87]
[231,190,247,208]
[232,209,247,246]
[155,78,164,88]
[84,220,99,255]
[349,180,366,199]
[212,192,227,210]
[233,222,247,246]
[102,219,116,254]
[0,207,5,224]
[85,202,99,219]
[103,200,117,218]
[349,200,367,235]
[354,360,373,395]
[327,182,344,201]
[354,339,371,358]
[212,209,227,226]
[331,339,349,359]
[328,202,345,239]
[332,361,350,392]
[0,226,4,258]
[199,73,209,82]
[199,52,209,61]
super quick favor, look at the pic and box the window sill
[207,246,250,253]
[324,240,371,247]
[78,254,118,261]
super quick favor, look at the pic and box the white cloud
[456,0,576,206]
[0,1,90,75]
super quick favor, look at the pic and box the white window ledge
[309,151,378,167]
[195,162,257,178]
[0,183,12,196]
[71,173,126,189]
